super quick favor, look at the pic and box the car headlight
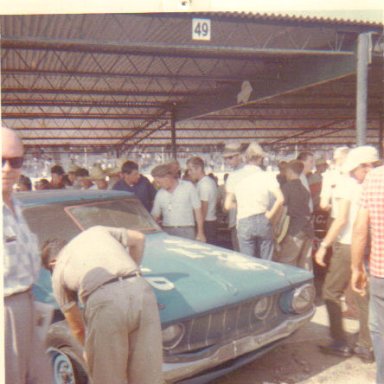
[162,323,185,350]
[280,283,315,314]
[253,297,272,320]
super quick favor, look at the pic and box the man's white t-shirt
[230,166,279,222]
[197,175,218,221]
[320,167,343,219]
[334,175,362,245]
[151,180,201,226]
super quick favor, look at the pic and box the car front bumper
[163,306,316,383]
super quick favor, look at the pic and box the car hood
[142,233,313,324]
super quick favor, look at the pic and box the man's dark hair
[121,160,139,175]
[18,174,32,190]
[297,151,314,162]
[51,165,65,176]
[41,239,68,270]
[187,156,205,171]
[37,178,50,189]
[74,167,89,177]
[287,160,304,176]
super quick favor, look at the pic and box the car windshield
[65,199,160,233]
[23,197,161,248]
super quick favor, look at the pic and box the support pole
[355,32,372,146]
[171,106,177,160]
[380,114,383,158]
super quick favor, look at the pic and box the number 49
[192,18,211,41]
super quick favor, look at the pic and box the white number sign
[192,18,211,41]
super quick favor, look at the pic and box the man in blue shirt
[113,160,156,212]
[3,126,52,384]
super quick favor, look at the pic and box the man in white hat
[315,145,379,361]
[351,156,384,384]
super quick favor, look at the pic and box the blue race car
[17,190,315,384]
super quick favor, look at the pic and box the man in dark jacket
[113,160,156,212]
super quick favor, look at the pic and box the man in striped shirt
[352,164,384,384]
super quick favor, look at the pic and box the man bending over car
[41,225,163,384]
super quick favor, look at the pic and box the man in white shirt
[225,142,284,260]
[320,146,350,219]
[187,156,218,245]
[151,162,206,242]
[42,226,163,384]
[222,142,245,251]
[315,146,379,361]
[3,126,52,384]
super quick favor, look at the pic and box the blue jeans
[237,213,274,260]
[369,276,384,384]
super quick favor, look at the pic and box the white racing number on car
[140,268,175,291]
[163,238,271,271]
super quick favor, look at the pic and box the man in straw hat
[316,145,379,361]
[89,164,108,190]
[105,157,127,189]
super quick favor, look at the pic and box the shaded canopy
[1,12,383,157]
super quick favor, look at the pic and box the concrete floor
[212,304,376,384]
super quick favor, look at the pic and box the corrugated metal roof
[199,10,384,27]
[1,12,383,156]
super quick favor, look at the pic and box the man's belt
[101,270,142,288]
[163,225,195,229]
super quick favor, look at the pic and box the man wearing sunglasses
[3,126,52,383]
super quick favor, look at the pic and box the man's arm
[194,207,206,242]
[315,198,350,267]
[224,192,236,211]
[63,304,86,346]
[200,200,209,221]
[151,192,162,224]
[351,207,369,296]
[265,186,284,221]
[125,230,145,266]
[319,195,331,212]
[319,177,332,211]
[106,226,145,265]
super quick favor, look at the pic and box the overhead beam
[1,36,356,60]
[1,100,170,109]
[12,125,381,132]
[2,113,171,120]
[3,100,382,113]
[1,87,202,98]
[176,55,356,121]
[2,113,357,121]
[1,68,251,82]
[21,133,378,141]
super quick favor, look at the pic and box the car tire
[50,347,88,384]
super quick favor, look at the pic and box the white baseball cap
[342,145,379,173]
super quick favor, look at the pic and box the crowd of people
[3,123,384,384]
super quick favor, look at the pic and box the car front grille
[165,293,287,360]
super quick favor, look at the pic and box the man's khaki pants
[4,290,52,384]
[84,276,163,384]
